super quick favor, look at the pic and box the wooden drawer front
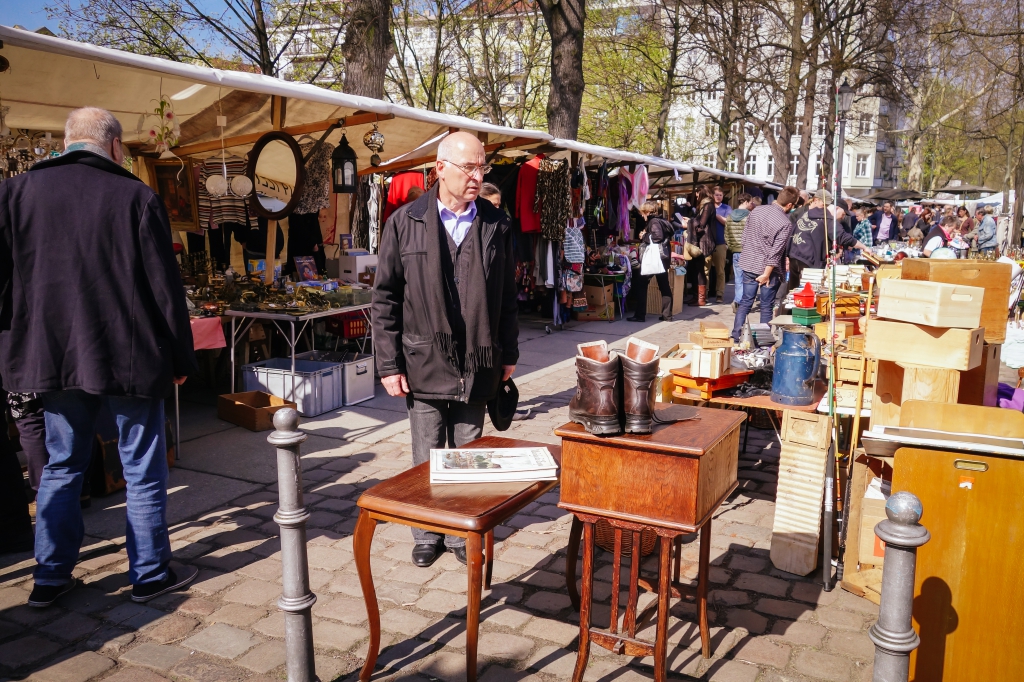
[560,439,701,529]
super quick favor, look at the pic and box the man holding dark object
[0,107,198,607]
[372,132,519,568]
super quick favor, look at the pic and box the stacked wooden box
[687,321,733,379]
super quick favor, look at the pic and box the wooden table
[554,407,745,682]
[353,437,560,682]
[708,382,827,453]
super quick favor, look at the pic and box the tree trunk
[821,93,837,192]
[539,0,586,139]
[652,10,681,157]
[795,64,819,191]
[342,0,395,99]
[1013,144,1024,247]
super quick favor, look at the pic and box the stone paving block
[522,591,572,614]
[0,619,20,641]
[38,612,101,643]
[505,531,552,548]
[724,608,769,634]
[728,554,767,573]
[426,570,468,593]
[827,630,875,659]
[769,619,828,646]
[388,564,442,586]
[709,589,750,607]
[705,659,760,682]
[755,597,814,621]
[208,603,267,627]
[417,651,471,682]
[222,579,281,606]
[104,602,165,629]
[101,667,171,682]
[480,605,532,629]
[311,620,366,652]
[732,635,792,668]
[27,651,114,682]
[211,528,266,548]
[814,605,864,631]
[144,614,200,643]
[237,557,283,582]
[380,608,434,637]
[522,617,579,647]
[119,643,188,671]
[236,640,287,673]
[477,632,534,661]
[0,586,28,610]
[516,570,565,590]
[498,546,552,568]
[182,623,259,659]
[156,595,218,616]
[252,611,285,638]
[314,498,357,513]
[316,595,370,625]
[416,590,468,615]
[835,589,880,616]
[307,546,354,571]
[85,627,135,654]
[0,635,62,671]
[377,580,422,606]
[790,580,840,606]
[170,656,249,682]
[171,541,213,561]
[307,511,345,528]
[792,650,852,682]
[189,570,242,595]
[526,645,618,679]
[313,653,362,682]
[486,583,523,604]
[732,572,790,597]
[194,548,258,572]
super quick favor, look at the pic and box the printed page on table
[429,447,557,476]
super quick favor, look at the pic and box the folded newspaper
[429,447,558,484]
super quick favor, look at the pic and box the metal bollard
[269,409,319,682]
[868,491,930,682]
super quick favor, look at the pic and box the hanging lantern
[362,123,385,167]
[332,133,358,193]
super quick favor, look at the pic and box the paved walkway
[2,300,883,682]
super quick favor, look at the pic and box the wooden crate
[837,353,877,384]
[876,278,984,328]
[958,343,1001,407]
[688,331,733,349]
[900,259,1012,343]
[865,319,984,371]
[671,366,753,400]
[700,320,731,338]
[770,411,833,576]
[815,321,854,342]
[691,347,731,378]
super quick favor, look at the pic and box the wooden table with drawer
[554,407,745,682]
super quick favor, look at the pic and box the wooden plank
[770,411,832,576]
[871,360,904,428]
[865,319,984,371]
[271,95,286,130]
[897,364,960,404]
[900,259,1012,344]
[898,400,1024,437]
[171,112,394,157]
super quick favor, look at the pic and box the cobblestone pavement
[1,304,880,682]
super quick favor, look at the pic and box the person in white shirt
[875,202,896,242]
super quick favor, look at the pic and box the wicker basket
[595,519,659,557]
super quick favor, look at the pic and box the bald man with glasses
[371,132,519,568]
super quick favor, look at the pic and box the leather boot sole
[570,411,622,436]
[624,416,653,434]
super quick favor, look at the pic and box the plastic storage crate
[296,351,376,405]
[325,311,368,339]
[242,358,343,417]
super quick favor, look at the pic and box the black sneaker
[28,579,77,608]
[131,565,199,603]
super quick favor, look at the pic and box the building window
[814,155,822,178]
[794,120,803,136]
[843,153,850,178]
[856,154,870,177]
[770,116,782,137]
[791,158,799,175]
[858,113,874,136]
[727,157,737,173]
[816,115,827,137]
[745,155,757,175]
[704,118,715,138]
[766,156,774,177]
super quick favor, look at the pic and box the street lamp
[835,78,855,199]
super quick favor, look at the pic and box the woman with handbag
[686,185,717,306]
[629,201,682,322]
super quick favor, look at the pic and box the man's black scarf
[422,186,495,373]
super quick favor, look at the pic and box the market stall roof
[863,188,924,202]
[0,25,551,172]
[933,183,996,195]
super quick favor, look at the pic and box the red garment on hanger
[383,171,426,222]
[516,154,544,233]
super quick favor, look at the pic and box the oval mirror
[246,131,306,220]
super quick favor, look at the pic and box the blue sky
[0,1,53,31]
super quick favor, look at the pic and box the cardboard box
[584,284,614,309]
[877,279,984,329]
[573,305,616,321]
[815,321,854,342]
[689,331,733,349]
[860,484,890,567]
[865,319,984,371]
[900,259,1012,343]
[700,320,731,338]
[218,391,297,432]
[692,347,731,379]
[659,343,694,372]
[835,385,874,409]
[337,254,379,283]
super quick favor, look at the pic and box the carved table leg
[697,519,712,658]
[566,515,583,610]
[571,521,595,682]
[673,536,682,583]
[466,532,484,682]
[484,530,494,590]
[354,510,380,682]
[654,535,672,682]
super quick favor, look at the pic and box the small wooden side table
[555,407,744,682]
[354,437,560,682]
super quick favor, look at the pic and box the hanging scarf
[423,186,495,373]
[630,165,649,209]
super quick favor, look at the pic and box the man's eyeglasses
[443,160,492,178]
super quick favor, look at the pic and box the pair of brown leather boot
[568,338,660,435]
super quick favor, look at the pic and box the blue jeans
[35,390,171,586]
[732,270,782,340]
[732,252,744,304]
